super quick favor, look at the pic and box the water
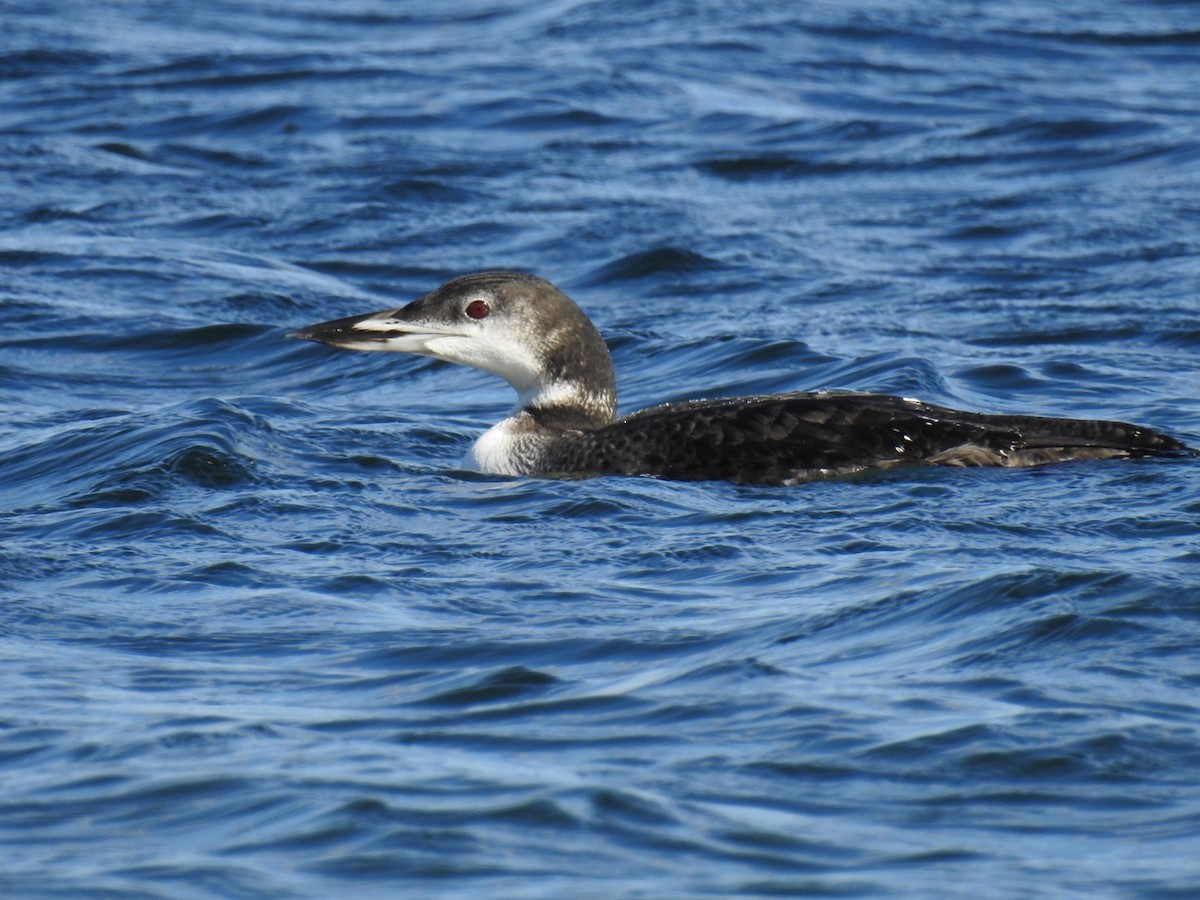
[3,1,1200,896]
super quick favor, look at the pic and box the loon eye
[465,299,490,320]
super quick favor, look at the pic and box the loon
[289,271,1191,485]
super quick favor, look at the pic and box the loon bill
[288,271,1192,486]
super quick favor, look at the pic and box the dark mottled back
[539,392,1191,485]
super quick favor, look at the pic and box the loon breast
[462,416,559,476]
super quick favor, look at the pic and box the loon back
[538,392,1188,485]
[289,272,1192,485]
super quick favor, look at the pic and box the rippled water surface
[3,1,1200,897]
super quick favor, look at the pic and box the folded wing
[543,392,1189,485]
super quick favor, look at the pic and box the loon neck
[461,379,613,475]
[518,379,616,431]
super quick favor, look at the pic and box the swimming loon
[289,271,1191,485]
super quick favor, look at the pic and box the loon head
[289,272,618,428]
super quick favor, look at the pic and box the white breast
[460,417,544,476]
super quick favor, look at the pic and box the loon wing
[546,392,1188,485]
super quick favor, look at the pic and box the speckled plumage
[535,392,1186,485]
[290,273,1192,485]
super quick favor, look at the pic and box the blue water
[3,1,1200,896]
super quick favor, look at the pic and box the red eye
[465,299,490,320]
